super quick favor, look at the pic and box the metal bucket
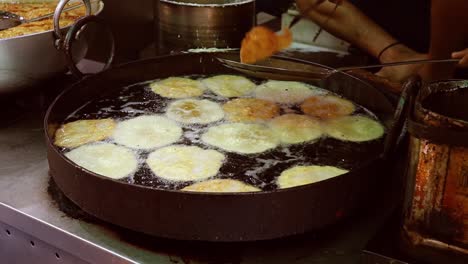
[402,79,468,262]
[155,0,255,53]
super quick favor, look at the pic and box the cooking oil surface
[60,75,385,191]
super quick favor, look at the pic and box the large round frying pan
[45,52,411,241]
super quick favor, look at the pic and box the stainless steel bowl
[0,0,104,94]
[155,0,255,54]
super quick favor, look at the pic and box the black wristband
[377,41,402,61]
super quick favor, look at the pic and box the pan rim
[159,0,255,8]
[416,79,468,126]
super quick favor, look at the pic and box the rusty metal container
[155,0,255,54]
[402,79,468,262]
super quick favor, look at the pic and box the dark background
[91,0,430,62]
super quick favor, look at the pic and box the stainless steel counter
[0,61,398,264]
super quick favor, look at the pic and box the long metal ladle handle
[336,58,460,72]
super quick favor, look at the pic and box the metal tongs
[216,56,460,81]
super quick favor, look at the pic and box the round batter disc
[147,145,225,181]
[277,165,348,189]
[202,75,256,98]
[269,114,323,144]
[166,99,224,124]
[223,98,280,122]
[182,179,260,193]
[300,94,356,119]
[324,115,385,142]
[65,143,138,180]
[254,80,322,104]
[150,77,205,99]
[54,119,116,149]
[113,115,182,149]
[201,123,279,154]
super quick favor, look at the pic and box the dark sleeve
[256,0,295,16]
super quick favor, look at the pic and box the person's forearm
[296,0,397,59]
[419,0,468,81]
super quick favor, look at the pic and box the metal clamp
[383,75,421,159]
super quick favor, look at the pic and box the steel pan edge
[0,1,104,93]
[44,52,392,241]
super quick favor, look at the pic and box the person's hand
[301,0,343,7]
[452,48,468,67]
[296,0,344,18]
[296,0,344,10]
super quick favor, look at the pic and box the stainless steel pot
[155,0,255,54]
[0,0,105,94]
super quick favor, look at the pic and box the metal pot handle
[383,75,421,159]
[62,15,115,77]
[53,0,92,46]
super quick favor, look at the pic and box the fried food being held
[240,26,292,64]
